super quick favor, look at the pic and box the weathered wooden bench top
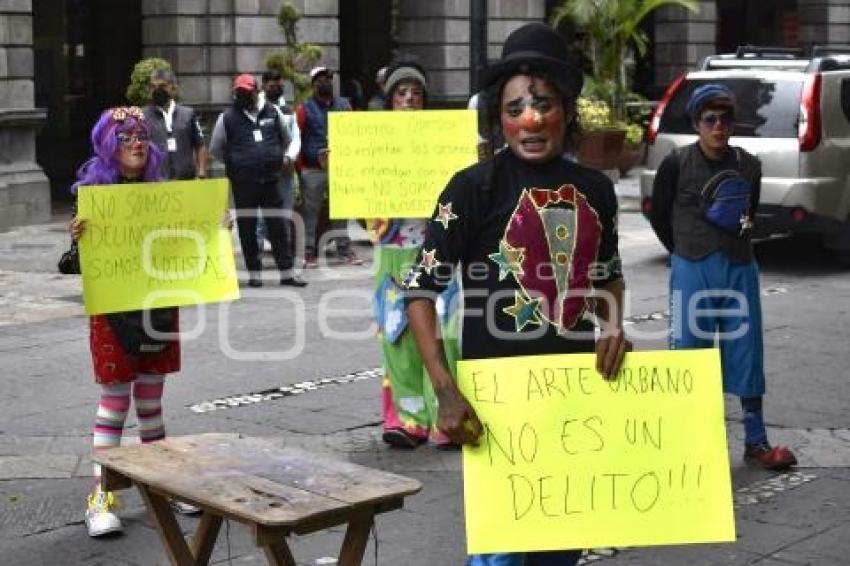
[94,433,422,565]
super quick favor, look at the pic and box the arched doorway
[33,0,142,204]
[339,0,394,110]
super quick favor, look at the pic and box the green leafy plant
[579,96,644,146]
[551,0,699,119]
[577,96,615,130]
[623,121,644,145]
[265,1,323,104]
[125,57,174,106]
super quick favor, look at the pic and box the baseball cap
[232,73,258,92]
[309,66,333,82]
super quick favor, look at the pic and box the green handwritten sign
[77,179,239,314]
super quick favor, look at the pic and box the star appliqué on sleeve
[419,248,441,275]
[434,202,459,230]
[404,270,422,289]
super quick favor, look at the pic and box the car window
[659,78,804,138]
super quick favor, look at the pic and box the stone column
[395,0,546,105]
[141,0,341,108]
[653,0,717,91]
[799,0,850,48]
[0,0,49,231]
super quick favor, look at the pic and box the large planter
[617,142,646,176]
[577,128,626,170]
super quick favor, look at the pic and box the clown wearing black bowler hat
[404,22,631,566]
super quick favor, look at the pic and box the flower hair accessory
[110,106,145,122]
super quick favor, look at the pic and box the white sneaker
[85,488,122,537]
[170,498,202,515]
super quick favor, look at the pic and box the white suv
[640,46,850,261]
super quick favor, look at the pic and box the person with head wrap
[649,83,796,471]
[68,107,206,537]
[369,62,460,449]
[403,23,630,565]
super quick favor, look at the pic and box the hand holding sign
[436,385,483,446]
[69,217,87,241]
[317,147,329,170]
[595,327,632,379]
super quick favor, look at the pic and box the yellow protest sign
[328,110,478,218]
[458,349,734,554]
[77,179,239,315]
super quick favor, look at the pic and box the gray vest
[144,103,201,180]
[671,144,760,263]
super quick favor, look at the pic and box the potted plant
[576,96,626,170]
[551,0,699,121]
[617,121,645,174]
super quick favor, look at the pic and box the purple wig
[70,106,166,194]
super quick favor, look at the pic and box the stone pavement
[1,179,849,565]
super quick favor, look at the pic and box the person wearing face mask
[295,66,363,268]
[254,69,301,267]
[142,68,208,180]
[209,73,306,287]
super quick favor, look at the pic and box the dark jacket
[143,102,204,180]
[296,96,350,168]
[650,143,761,263]
[222,103,286,185]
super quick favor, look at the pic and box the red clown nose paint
[518,107,545,131]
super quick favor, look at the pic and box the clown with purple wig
[69,106,201,538]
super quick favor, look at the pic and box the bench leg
[263,540,297,566]
[190,512,223,565]
[138,484,198,566]
[338,508,375,566]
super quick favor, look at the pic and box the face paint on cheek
[502,116,522,138]
[545,112,565,137]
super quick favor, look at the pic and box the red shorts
[89,313,181,385]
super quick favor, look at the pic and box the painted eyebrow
[504,94,555,107]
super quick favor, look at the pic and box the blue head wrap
[686,84,735,119]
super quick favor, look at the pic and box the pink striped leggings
[92,373,165,480]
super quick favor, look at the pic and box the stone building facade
[2,0,850,229]
[1,0,48,230]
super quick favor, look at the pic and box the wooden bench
[94,433,422,566]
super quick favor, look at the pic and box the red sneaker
[744,443,797,470]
